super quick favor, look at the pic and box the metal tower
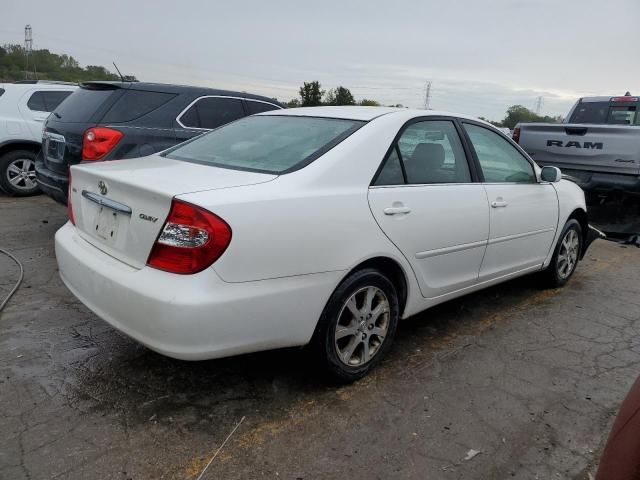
[535,96,544,115]
[424,81,432,110]
[24,25,37,80]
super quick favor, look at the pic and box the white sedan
[55,107,600,381]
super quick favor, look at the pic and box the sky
[3,0,639,120]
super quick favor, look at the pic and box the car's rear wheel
[544,219,582,288]
[311,268,399,382]
[0,150,40,196]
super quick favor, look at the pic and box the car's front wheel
[544,219,582,288]
[0,150,40,196]
[311,268,399,382]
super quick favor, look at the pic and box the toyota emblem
[98,181,108,195]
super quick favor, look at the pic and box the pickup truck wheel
[544,219,582,288]
[0,150,40,196]
[311,268,399,383]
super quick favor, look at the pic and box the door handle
[491,200,508,208]
[384,206,411,215]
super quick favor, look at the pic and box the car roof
[0,82,77,91]
[81,81,284,106]
[263,106,486,123]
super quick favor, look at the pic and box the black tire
[543,219,582,288]
[0,149,40,196]
[310,268,400,383]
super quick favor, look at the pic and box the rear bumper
[551,167,640,194]
[55,222,342,360]
[35,159,68,205]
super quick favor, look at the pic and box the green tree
[500,105,558,129]
[0,43,119,82]
[359,99,380,106]
[286,98,301,108]
[325,86,355,106]
[299,81,324,107]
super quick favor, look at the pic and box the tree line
[287,81,391,108]
[480,104,562,129]
[0,44,125,83]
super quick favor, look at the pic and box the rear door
[174,96,247,142]
[18,89,74,139]
[368,118,489,299]
[462,122,558,279]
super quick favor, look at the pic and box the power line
[24,25,37,80]
[535,95,544,114]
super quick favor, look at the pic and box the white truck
[0,81,77,196]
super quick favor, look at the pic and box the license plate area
[94,206,120,245]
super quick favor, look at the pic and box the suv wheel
[311,268,399,382]
[0,150,40,196]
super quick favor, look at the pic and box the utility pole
[535,96,544,115]
[24,25,37,80]
[423,81,432,110]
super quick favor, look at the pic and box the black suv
[36,81,284,204]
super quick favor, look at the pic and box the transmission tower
[24,25,37,80]
[535,96,544,115]
[423,81,432,110]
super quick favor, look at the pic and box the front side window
[463,123,535,183]
[179,97,246,129]
[165,115,363,174]
[374,120,471,185]
[27,90,73,112]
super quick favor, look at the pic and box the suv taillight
[82,127,123,161]
[68,169,75,224]
[512,127,520,144]
[147,199,232,274]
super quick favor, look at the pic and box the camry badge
[139,213,158,223]
[98,181,108,195]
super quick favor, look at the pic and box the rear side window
[179,97,246,129]
[27,90,73,112]
[165,115,364,174]
[102,90,176,123]
[53,86,115,122]
[374,120,471,185]
[246,100,280,115]
[0,88,5,97]
[463,123,535,183]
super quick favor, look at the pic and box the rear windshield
[164,115,364,174]
[52,86,115,122]
[569,101,639,125]
[102,90,176,123]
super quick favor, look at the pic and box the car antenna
[625,91,632,96]
[113,62,126,82]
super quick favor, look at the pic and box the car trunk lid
[69,155,276,268]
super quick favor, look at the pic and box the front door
[368,119,490,299]
[461,122,558,279]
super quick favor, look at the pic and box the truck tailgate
[519,123,640,176]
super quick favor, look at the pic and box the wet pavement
[1,194,640,480]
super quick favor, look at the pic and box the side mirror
[540,166,562,183]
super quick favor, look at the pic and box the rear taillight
[512,127,520,144]
[67,169,75,224]
[147,199,232,274]
[82,127,123,161]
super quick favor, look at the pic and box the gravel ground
[1,194,639,479]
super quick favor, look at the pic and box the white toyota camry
[56,106,601,381]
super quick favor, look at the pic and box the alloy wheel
[6,158,37,192]
[334,286,390,367]
[557,229,579,279]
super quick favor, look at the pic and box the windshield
[164,115,364,174]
